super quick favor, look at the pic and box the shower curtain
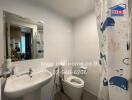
[95,0,131,100]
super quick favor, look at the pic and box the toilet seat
[66,76,84,88]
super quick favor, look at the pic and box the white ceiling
[32,0,95,19]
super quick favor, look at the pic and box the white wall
[0,0,73,67]
[73,12,100,96]
[0,10,4,68]
[73,12,99,62]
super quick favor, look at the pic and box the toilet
[62,76,84,100]
[59,65,84,100]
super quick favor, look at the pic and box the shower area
[95,0,131,100]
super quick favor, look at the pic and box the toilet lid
[66,76,84,88]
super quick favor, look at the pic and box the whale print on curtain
[95,0,130,100]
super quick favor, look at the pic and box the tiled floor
[54,90,98,100]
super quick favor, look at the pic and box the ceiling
[31,0,95,19]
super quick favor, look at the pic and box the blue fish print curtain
[95,0,130,100]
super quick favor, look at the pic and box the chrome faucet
[29,67,32,78]
[17,67,33,78]
[11,67,15,75]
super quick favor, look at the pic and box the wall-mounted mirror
[4,11,44,62]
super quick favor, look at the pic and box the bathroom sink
[4,70,53,98]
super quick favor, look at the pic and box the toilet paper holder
[80,66,88,70]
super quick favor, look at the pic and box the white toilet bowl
[62,76,84,100]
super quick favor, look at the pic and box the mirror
[4,11,44,62]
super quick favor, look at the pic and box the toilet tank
[59,65,73,80]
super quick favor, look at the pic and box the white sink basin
[4,70,52,98]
